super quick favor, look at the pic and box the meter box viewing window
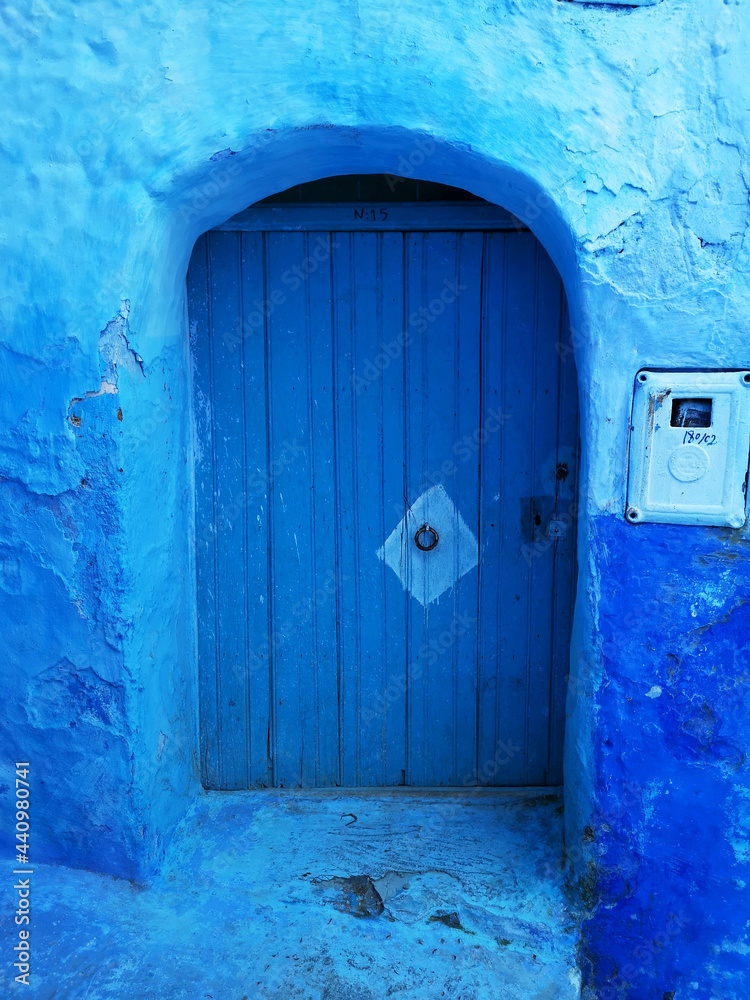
[626,369,750,528]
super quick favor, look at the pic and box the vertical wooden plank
[331,230,411,788]
[379,231,408,786]
[476,231,504,785]
[207,230,249,789]
[404,232,482,785]
[188,234,220,788]
[423,232,462,785]
[332,232,361,786]
[266,231,317,787]
[451,232,483,785]
[421,231,454,784]
[525,242,564,785]
[478,232,536,785]
[349,231,387,784]
[306,231,340,785]
[404,232,427,785]
[344,231,413,785]
[240,231,273,787]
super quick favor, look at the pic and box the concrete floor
[4,788,582,999]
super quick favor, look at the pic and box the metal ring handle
[414,524,439,552]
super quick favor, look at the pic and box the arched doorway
[188,175,579,789]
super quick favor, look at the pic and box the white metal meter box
[626,370,750,528]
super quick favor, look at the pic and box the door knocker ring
[415,524,439,552]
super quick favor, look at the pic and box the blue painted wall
[1,1,749,996]
[579,518,750,998]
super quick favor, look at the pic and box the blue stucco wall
[1,0,749,996]
[576,519,750,997]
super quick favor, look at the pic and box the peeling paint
[98,302,145,384]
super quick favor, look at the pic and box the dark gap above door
[259,174,488,204]
[217,175,526,232]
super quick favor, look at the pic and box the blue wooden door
[188,203,578,789]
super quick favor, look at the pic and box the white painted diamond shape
[377,485,479,607]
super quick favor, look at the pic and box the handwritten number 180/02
[682,430,717,446]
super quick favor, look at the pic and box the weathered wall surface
[1,0,749,996]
